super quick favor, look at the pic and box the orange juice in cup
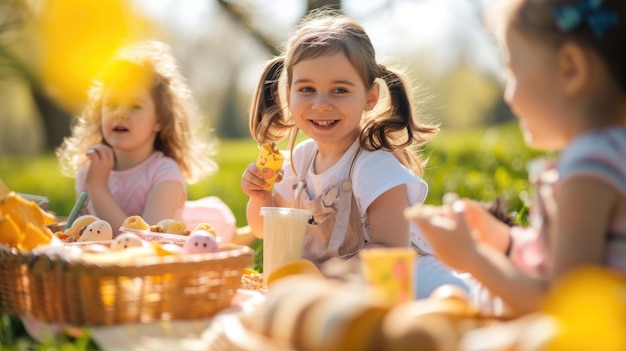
[256,143,284,190]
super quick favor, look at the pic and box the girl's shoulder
[559,127,626,190]
[353,148,407,172]
[144,152,184,177]
[562,127,626,164]
[290,139,317,167]
[293,138,317,156]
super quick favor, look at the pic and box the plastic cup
[255,143,284,190]
[359,247,417,306]
[260,207,312,287]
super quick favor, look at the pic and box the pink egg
[183,230,218,254]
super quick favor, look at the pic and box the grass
[0,122,540,349]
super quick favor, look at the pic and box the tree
[0,0,72,152]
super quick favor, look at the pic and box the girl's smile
[288,51,379,154]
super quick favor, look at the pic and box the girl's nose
[112,112,128,121]
[312,95,333,112]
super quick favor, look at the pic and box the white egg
[183,230,218,254]
[110,232,145,251]
[81,243,110,254]
[161,243,184,254]
[78,220,113,242]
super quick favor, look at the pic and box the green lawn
[0,122,540,349]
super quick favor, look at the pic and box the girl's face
[288,52,379,153]
[503,26,571,150]
[101,82,161,155]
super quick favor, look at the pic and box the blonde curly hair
[56,40,217,183]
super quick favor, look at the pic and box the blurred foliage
[0,314,99,350]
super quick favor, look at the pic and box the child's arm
[83,144,128,234]
[85,185,128,234]
[142,181,186,227]
[550,177,616,280]
[408,205,548,315]
[367,184,410,247]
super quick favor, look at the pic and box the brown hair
[503,0,626,90]
[249,10,439,176]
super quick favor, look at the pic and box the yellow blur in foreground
[266,259,323,287]
[0,179,55,250]
[35,0,149,110]
[542,267,626,351]
[360,247,416,306]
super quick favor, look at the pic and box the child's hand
[85,143,115,188]
[462,199,511,253]
[241,162,283,198]
[405,202,480,271]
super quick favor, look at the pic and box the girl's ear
[365,82,380,111]
[557,43,590,97]
[153,117,162,133]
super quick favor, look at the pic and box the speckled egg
[110,232,145,251]
[183,230,218,254]
[78,220,113,242]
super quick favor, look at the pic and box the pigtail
[249,57,291,144]
[360,65,438,175]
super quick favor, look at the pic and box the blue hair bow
[554,0,619,37]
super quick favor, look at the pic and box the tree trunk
[31,87,72,151]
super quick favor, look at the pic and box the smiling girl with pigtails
[241,9,470,298]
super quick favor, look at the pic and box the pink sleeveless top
[76,151,186,219]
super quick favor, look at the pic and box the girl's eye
[131,104,142,110]
[298,87,315,93]
[332,87,348,94]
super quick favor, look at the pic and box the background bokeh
[0,0,511,155]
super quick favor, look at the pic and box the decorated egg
[110,232,145,251]
[78,220,113,242]
[192,223,217,237]
[183,230,218,254]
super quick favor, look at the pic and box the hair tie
[553,0,619,37]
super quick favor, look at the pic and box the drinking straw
[64,192,88,230]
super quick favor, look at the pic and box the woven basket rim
[34,243,253,268]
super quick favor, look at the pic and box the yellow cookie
[122,215,150,230]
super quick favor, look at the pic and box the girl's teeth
[314,121,335,126]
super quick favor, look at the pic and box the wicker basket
[2,244,253,326]
[0,248,32,315]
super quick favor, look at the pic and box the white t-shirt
[274,139,433,252]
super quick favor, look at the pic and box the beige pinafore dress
[294,147,370,266]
